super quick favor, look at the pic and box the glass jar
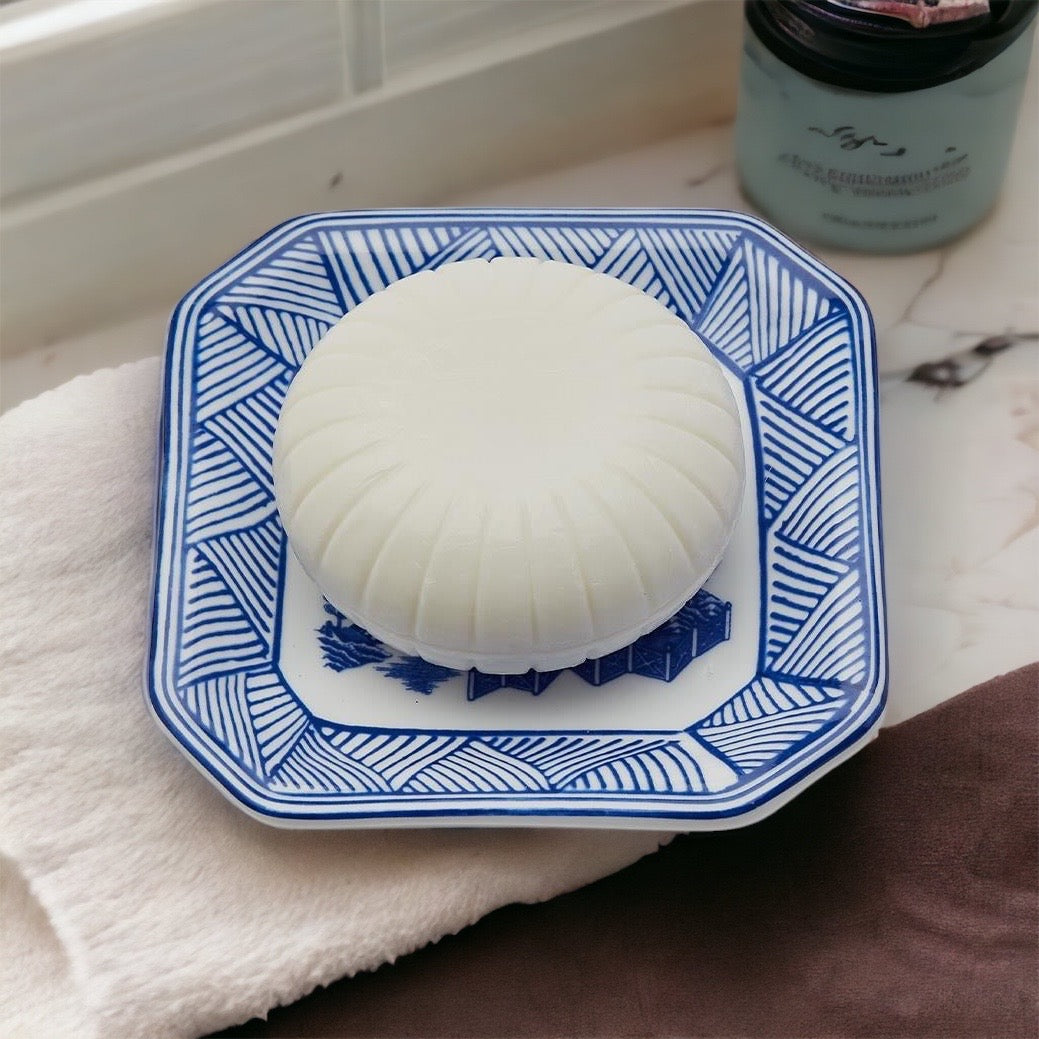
[735,0,1038,252]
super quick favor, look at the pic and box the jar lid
[746,0,1038,92]
[828,1,991,30]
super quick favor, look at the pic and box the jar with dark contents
[735,0,1038,252]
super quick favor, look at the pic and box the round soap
[273,257,744,674]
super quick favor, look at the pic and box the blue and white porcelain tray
[147,209,887,829]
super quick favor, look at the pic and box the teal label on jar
[735,23,1036,252]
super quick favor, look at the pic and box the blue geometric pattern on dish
[147,209,886,828]
[317,588,732,699]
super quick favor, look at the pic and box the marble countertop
[445,79,1039,727]
[3,73,1035,728]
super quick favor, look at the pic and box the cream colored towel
[0,360,667,1039]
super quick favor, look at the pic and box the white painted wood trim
[0,0,742,355]
[1,1,349,201]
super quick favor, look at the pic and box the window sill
[0,0,741,355]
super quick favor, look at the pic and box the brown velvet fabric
[214,664,1038,1038]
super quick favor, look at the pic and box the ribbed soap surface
[273,257,744,674]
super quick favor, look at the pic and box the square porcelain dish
[147,209,887,829]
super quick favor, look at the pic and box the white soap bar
[273,258,744,674]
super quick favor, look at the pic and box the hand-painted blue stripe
[538,739,672,788]
[447,744,551,792]
[638,227,737,321]
[769,571,865,681]
[271,731,391,793]
[695,237,833,373]
[369,736,468,788]
[318,225,482,308]
[177,674,264,777]
[753,385,846,522]
[195,521,280,643]
[753,310,854,438]
[202,376,288,492]
[776,449,862,562]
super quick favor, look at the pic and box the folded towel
[228,664,1037,1038]
[0,360,668,1039]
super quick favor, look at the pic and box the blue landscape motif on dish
[317,589,732,699]
[149,210,886,823]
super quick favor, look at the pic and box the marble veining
[884,332,1038,389]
